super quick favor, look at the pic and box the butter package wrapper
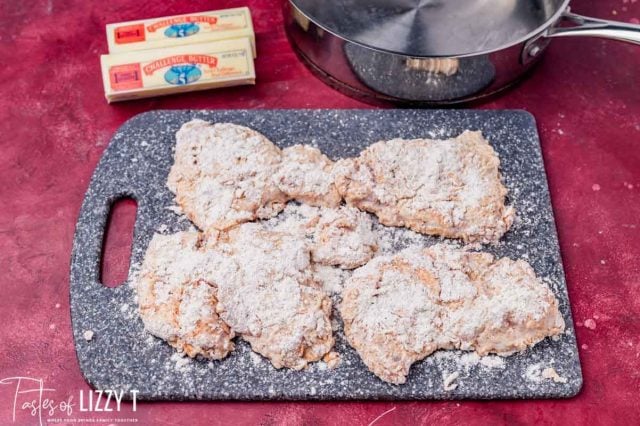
[100,37,255,103]
[106,7,256,57]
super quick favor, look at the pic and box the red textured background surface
[1,0,639,425]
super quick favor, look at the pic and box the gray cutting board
[70,109,582,400]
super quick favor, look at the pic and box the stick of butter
[100,37,255,103]
[106,7,256,58]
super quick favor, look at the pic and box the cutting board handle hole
[100,197,138,288]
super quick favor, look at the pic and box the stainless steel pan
[284,0,640,104]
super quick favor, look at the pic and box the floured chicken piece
[340,244,564,384]
[265,203,378,270]
[136,226,335,370]
[214,223,334,369]
[311,205,378,269]
[167,119,288,232]
[136,232,236,360]
[333,131,515,244]
[273,145,342,208]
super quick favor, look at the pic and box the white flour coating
[373,220,428,255]
[340,244,564,384]
[264,203,378,270]
[312,264,352,295]
[170,352,193,373]
[213,223,334,370]
[273,145,342,208]
[262,202,320,234]
[167,120,288,232]
[311,205,379,269]
[136,232,236,360]
[333,131,515,244]
[249,351,264,366]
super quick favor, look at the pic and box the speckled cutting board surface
[70,109,582,400]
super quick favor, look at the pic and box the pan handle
[547,11,640,45]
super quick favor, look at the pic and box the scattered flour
[249,351,264,366]
[542,367,568,384]
[443,371,460,391]
[432,350,506,371]
[480,355,506,369]
[525,363,543,383]
[525,364,567,384]
[170,352,192,373]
